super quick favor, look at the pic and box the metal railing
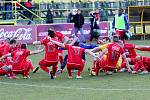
[0,0,149,25]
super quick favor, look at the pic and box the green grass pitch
[0,40,150,100]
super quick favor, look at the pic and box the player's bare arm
[33,41,41,45]
[0,53,11,61]
[63,36,69,44]
[91,47,102,53]
[98,48,108,61]
[30,48,44,55]
[50,38,65,48]
[85,49,98,58]
[122,53,132,72]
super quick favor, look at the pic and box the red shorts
[67,60,85,69]
[0,69,6,75]
[0,62,4,68]
[130,57,136,64]
[99,58,116,71]
[12,61,30,71]
[39,59,58,67]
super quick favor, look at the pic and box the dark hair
[48,28,55,38]
[74,42,79,46]
[9,39,16,44]
[5,38,10,43]
[102,37,111,42]
[113,35,119,42]
[21,44,27,49]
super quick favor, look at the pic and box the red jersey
[65,44,85,65]
[106,42,124,67]
[140,56,150,66]
[124,43,136,58]
[54,31,65,42]
[9,42,21,52]
[0,42,10,57]
[41,36,59,62]
[11,49,30,66]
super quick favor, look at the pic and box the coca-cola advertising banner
[0,22,109,44]
[37,23,74,40]
[0,25,37,44]
[37,22,109,41]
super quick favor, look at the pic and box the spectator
[46,9,53,23]
[100,8,108,21]
[67,10,74,23]
[24,0,33,25]
[73,9,86,43]
[89,8,100,43]
[5,0,13,19]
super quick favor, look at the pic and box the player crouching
[0,44,43,79]
[50,37,96,79]
[91,35,131,76]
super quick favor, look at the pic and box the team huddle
[0,28,150,79]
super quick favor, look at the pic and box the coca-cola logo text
[0,28,32,40]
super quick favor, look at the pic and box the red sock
[78,65,84,76]
[137,60,146,71]
[24,66,31,77]
[59,56,63,64]
[67,67,72,77]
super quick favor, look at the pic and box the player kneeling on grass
[91,35,131,76]
[50,37,96,79]
[0,39,18,79]
[33,32,61,79]
[0,44,43,79]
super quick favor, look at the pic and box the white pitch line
[0,82,150,91]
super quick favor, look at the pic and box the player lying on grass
[120,43,150,74]
[91,35,131,76]
[50,37,96,78]
[0,44,44,79]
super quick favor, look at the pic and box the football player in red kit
[50,37,96,79]
[48,28,69,65]
[121,44,150,74]
[33,29,69,73]
[33,30,61,79]
[0,38,14,78]
[93,36,130,76]
[0,44,43,79]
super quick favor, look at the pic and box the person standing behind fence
[24,0,33,25]
[89,8,100,43]
[5,0,12,19]
[112,8,129,42]
[73,9,86,43]
[46,9,53,24]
